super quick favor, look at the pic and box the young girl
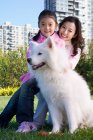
[16,9,60,132]
[0,11,84,132]
[0,9,58,130]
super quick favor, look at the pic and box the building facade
[44,0,93,44]
[0,27,3,50]
[0,22,38,51]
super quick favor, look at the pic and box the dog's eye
[38,52,42,55]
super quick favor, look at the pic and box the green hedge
[76,42,93,94]
[0,48,27,88]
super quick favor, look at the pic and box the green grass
[0,96,93,140]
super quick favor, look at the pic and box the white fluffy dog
[28,37,93,133]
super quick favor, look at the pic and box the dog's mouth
[32,62,45,70]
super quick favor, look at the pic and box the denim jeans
[0,87,20,127]
[0,78,39,127]
[16,78,40,123]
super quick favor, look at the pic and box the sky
[0,0,44,27]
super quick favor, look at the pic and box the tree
[76,41,93,94]
[0,48,27,87]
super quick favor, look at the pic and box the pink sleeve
[20,72,32,84]
[26,37,34,59]
[26,46,32,59]
[70,48,81,70]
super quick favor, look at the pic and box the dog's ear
[45,37,54,49]
[45,37,65,50]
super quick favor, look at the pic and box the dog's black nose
[27,58,32,65]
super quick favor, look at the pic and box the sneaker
[16,121,37,133]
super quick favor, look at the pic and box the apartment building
[0,22,38,51]
[44,0,93,44]
[24,24,38,47]
[0,27,3,50]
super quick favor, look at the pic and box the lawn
[0,96,93,140]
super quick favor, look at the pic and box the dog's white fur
[29,37,93,133]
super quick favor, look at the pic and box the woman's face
[59,21,76,42]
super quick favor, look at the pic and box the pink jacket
[20,32,81,84]
[65,45,81,70]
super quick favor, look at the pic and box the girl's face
[59,21,76,42]
[39,17,57,37]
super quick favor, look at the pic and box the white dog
[28,37,93,133]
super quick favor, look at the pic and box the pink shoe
[16,121,37,133]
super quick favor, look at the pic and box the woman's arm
[70,48,81,70]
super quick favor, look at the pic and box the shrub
[76,42,93,94]
[0,48,27,88]
[0,87,18,96]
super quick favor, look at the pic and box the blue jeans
[16,78,39,123]
[34,93,52,128]
[0,78,39,127]
[0,88,20,127]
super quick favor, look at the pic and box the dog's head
[27,37,70,72]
